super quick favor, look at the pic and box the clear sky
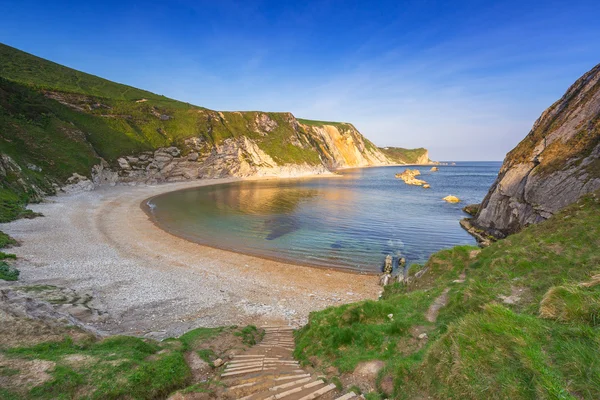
[1,0,599,160]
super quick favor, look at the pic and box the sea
[146,162,501,274]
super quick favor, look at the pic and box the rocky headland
[468,62,600,239]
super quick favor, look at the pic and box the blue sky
[1,0,599,160]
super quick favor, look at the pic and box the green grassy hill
[0,42,424,226]
[379,147,429,164]
[295,190,600,399]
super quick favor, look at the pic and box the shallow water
[148,162,501,274]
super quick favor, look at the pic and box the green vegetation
[1,42,357,208]
[234,325,263,346]
[0,230,16,248]
[0,43,178,105]
[297,118,350,129]
[0,213,18,281]
[296,190,600,399]
[0,261,19,281]
[379,147,429,164]
[0,325,263,399]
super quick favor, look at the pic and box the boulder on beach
[443,195,460,203]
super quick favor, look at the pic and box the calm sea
[147,162,501,274]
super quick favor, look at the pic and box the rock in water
[443,195,460,203]
[472,63,600,238]
[423,184,431,189]
[462,203,480,216]
[430,167,439,172]
[395,169,427,186]
[383,255,393,274]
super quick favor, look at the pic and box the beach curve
[0,177,380,339]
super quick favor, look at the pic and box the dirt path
[425,288,450,323]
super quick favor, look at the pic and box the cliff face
[472,63,600,238]
[100,117,393,184]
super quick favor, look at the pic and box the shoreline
[140,176,378,276]
[0,175,380,340]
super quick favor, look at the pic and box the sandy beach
[0,177,380,339]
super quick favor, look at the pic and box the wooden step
[334,392,358,400]
[297,383,337,400]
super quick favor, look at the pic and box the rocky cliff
[0,43,424,194]
[471,63,600,238]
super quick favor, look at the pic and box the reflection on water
[148,162,501,273]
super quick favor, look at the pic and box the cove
[146,162,501,274]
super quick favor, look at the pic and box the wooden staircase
[220,326,360,400]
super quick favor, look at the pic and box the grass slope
[379,147,429,164]
[0,43,336,177]
[0,43,177,105]
[295,190,600,399]
[0,324,261,399]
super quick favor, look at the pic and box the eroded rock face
[93,136,330,185]
[307,123,390,169]
[472,63,600,238]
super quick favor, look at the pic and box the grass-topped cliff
[0,42,429,270]
[0,43,433,229]
[295,190,600,399]
[379,147,430,165]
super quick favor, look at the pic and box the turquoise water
[147,162,501,274]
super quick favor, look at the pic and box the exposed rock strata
[93,137,330,186]
[471,63,600,238]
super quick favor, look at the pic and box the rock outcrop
[395,169,427,186]
[443,195,460,203]
[94,137,330,185]
[471,63,600,238]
